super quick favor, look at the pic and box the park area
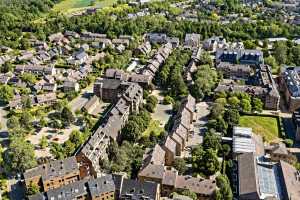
[52,0,117,13]
[239,115,280,142]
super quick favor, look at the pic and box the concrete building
[237,152,300,200]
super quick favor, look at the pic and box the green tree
[122,121,141,142]
[173,158,187,175]
[210,102,225,119]
[21,73,37,84]
[200,52,213,66]
[252,97,263,112]
[203,131,221,151]
[273,41,287,65]
[26,182,39,196]
[64,140,76,156]
[7,116,20,129]
[20,111,33,129]
[191,146,220,176]
[228,96,240,108]
[69,130,84,148]
[50,143,65,159]
[0,85,14,103]
[40,117,47,127]
[163,95,174,105]
[264,55,277,70]
[39,135,48,149]
[180,190,197,200]
[61,107,75,125]
[4,136,37,173]
[240,99,252,113]
[221,144,231,157]
[292,45,300,66]
[224,109,240,127]
[284,139,294,147]
[0,144,4,166]
[216,174,233,200]
[21,96,32,109]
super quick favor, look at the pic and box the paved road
[0,105,8,131]
[194,101,211,135]
[0,105,9,148]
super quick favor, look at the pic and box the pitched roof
[120,178,159,200]
[138,164,165,180]
[23,157,79,181]
[164,136,177,154]
[87,175,116,197]
[175,175,216,196]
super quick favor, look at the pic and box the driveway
[182,101,211,157]
[0,105,9,148]
[194,101,211,135]
[151,90,172,127]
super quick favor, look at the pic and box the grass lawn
[143,120,164,137]
[53,0,118,13]
[239,115,279,142]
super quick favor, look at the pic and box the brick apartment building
[23,157,81,192]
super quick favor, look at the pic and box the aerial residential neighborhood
[1,0,300,200]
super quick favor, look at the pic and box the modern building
[237,152,300,200]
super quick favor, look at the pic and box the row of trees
[121,109,151,143]
[190,131,233,200]
[101,140,144,178]
[190,53,219,101]
[158,49,191,98]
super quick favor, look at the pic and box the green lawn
[239,115,279,142]
[143,120,164,137]
[53,0,118,13]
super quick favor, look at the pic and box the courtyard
[239,115,280,142]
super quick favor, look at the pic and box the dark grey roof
[87,175,116,197]
[46,179,87,200]
[23,157,79,181]
[120,178,159,200]
[95,78,121,90]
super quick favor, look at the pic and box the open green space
[239,115,279,142]
[143,120,164,137]
[52,0,118,13]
